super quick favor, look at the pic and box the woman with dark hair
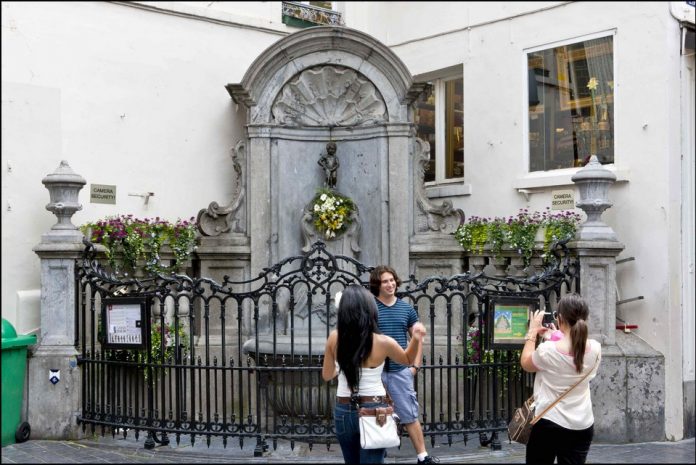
[322,284,424,464]
[520,293,602,464]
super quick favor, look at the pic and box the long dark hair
[336,285,381,392]
[557,293,590,373]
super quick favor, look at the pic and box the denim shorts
[381,368,419,424]
[334,401,387,464]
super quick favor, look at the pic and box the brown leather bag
[508,354,600,445]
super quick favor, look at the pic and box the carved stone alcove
[226,26,426,275]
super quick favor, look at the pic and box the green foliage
[542,209,582,262]
[506,210,542,266]
[461,321,521,386]
[80,214,198,273]
[149,321,189,363]
[454,216,490,255]
[454,208,581,266]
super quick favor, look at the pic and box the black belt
[336,395,387,405]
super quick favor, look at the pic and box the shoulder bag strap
[530,352,600,425]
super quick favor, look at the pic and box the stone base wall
[592,330,665,442]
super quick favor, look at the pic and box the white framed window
[415,72,464,184]
[526,33,615,171]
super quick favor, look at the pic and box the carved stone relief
[272,66,387,127]
[413,137,465,234]
[197,140,246,237]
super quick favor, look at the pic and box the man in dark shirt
[370,265,437,465]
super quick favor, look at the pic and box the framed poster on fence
[101,296,148,350]
[488,297,538,349]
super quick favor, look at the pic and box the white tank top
[335,362,386,397]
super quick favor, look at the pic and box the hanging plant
[505,209,543,266]
[454,216,490,254]
[454,209,579,266]
[542,209,582,262]
[80,214,198,273]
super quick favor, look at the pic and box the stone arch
[226,26,422,124]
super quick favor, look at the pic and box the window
[415,76,464,183]
[527,36,614,171]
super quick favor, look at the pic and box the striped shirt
[376,297,419,372]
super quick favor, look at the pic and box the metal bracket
[128,192,154,205]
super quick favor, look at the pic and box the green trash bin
[1,318,37,447]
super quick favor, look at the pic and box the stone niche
[197,25,464,286]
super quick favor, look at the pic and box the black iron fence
[75,240,578,453]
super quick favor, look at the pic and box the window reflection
[415,77,464,182]
[528,36,614,171]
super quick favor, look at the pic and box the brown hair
[369,265,402,296]
[557,293,590,373]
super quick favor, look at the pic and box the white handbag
[358,406,400,449]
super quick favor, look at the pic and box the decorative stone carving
[272,66,387,127]
[197,141,246,236]
[42,160,86,231]
[413,137,465,234]
[281,1,343,26]
[571,154,617,241]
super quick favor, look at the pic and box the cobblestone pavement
[2,433,694,463]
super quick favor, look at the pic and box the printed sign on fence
[102,297,148,350]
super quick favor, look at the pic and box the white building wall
[370,1,692,439]
[1,1,287,329]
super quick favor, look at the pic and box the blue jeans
[334,401,387,464]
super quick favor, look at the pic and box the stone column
[387,124,412,274]
[571,155,623,345]
[28,161,86,439]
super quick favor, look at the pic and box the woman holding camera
[520,293,602,465]
[322,284,424,464]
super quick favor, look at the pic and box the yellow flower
[587,77,598,91]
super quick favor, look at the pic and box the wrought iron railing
[75,239,577,453]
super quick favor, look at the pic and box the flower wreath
[311,188,355,239]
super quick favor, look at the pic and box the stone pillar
[572,156,664,441]
[29,161,86,439]
[572,155,623,345]
[574,240,623,345]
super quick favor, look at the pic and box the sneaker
[416,456,439,464]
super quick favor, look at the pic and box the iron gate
[75,240,578,453]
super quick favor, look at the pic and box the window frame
[415,66,465,186]
[523,30,617,176]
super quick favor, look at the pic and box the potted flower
[541,209,582,262]
[311,188,356,239]
[453,215,490,255]
[454,209,580,266]
[505,209,543,266]
[80,214,198,273]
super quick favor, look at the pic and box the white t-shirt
[531,339,601,430]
